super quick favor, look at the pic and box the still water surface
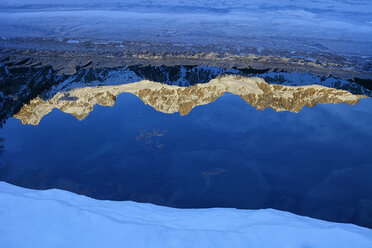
[1,91,372,227]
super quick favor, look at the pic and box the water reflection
[202,168,226,188]
[13,75,365,125]
[0,137,4,156]
[1,89,371,228]
[1,74,372,228]
[136,129,168,151]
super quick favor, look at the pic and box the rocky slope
[1,61,371,126]
[14,75,366,125]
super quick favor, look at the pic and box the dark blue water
[1,92,372,227]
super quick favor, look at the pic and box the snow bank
[0,0,371,55]
[1,0,371,14]
[0,182,371,248]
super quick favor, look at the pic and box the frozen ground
[0,182,371,248]
[0,0,371,55]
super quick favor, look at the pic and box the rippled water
[1,79,371,227]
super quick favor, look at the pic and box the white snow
[66,39,79,44]
[1,0,371,15]
[0,0,371,55]
[0,182,371,248]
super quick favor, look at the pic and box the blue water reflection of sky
[1,93,372,227]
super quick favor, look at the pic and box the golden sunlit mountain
[14,76,366,125]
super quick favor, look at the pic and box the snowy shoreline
[1,1,371,56]
[0,182,371,248]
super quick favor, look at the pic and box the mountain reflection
[14,75,365,125]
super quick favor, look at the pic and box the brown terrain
[14,75,366,125]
